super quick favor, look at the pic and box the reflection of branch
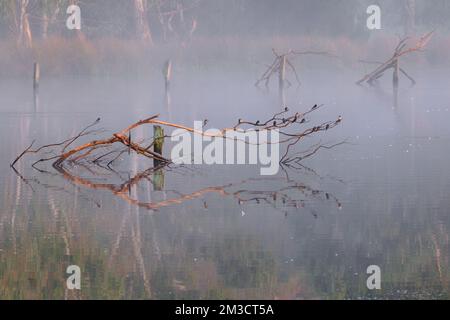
[282,141,348,164]
[232,180,342,217]
[10,165,35,192]
[11,168,102,208]
[44,163,342,214]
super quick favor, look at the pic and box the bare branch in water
[12,103,341,173]
[256,49,333,89]
[356,31,433,86]
[11,105,343,212]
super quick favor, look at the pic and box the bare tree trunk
[405,0,416,36]
[393,58,399,108]
[42,1,62,39]
[156,0,168,42]
[42,12,49,39]
[134,0,153,44]
[17,0,33,48]
[22,13,32,48]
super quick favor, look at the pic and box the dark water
[0,71,449,299]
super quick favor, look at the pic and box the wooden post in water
[163,60,172,110]
[278,55,286,107]
[393,58,399,89]
[33,62,40,90]
[393,58,399,108]
[153,125,165,190]
[153,125,164,163]
[33,62,40,111]
[163,59,172,92]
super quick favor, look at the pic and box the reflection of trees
[215,238,276,289]
[150,237,277,299]
[2,153,344,299]
[2,115,449,299]
[286,196,450,299]
[1,164,450,299]
[2,108,347,299]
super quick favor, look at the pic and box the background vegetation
[1,0,450,76]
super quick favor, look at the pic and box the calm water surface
[0,72,449,299]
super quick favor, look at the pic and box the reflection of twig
[283,141,348,164]
[280,160,346,186]
[10,168,102,208]
[10,165,35,192]
[44,164,342,214]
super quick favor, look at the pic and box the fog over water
[0,0,450,299]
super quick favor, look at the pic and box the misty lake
[1,67,449,299]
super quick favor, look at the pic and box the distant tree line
[0,0,449,47]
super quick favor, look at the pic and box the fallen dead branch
[11,104,342,173]
[10,105,344,212]
[356,31,434,87]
